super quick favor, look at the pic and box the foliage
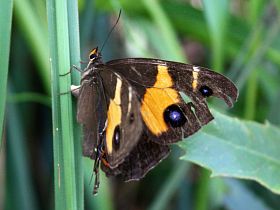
[2,0,280,210]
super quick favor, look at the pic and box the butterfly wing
[97,67,143,168]
[76,79,105,159]
[101,132,170,181]
[106,58,238,144]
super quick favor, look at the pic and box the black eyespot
[113,125,121,150]
[199,85,213,97]
[89,53,97,60]
[129,113,134,123]
[163,104,187,127]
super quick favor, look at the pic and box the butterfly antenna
[100,9,122,53]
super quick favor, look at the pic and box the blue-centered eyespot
[163,104,187,127]
[199,85,213,97]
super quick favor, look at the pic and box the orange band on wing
[141,65,179,135]
[106,78,122,154]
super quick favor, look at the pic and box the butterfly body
[73,47,238,193]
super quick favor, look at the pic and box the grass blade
[67,0,83,209]
[202,0,229,71]
[47,0,79,209]
[0,0,13,148]
[7,92,51,107]
[6,87,38,210]
[14,0,50,92]
[148,162,190,210]
[141,0,186,62]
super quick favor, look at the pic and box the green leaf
[47,0,80,209]
[178,110,280,195]
[0,0,13,148]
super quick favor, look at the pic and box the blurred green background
[1,0,280,210]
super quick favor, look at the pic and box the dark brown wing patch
[101,133,170,181]
[76,79,105,159]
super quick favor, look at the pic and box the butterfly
[72,47,238,194]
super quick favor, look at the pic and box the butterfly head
[88,47,102,65]
[81,47,103,80]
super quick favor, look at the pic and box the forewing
[77,80,105,158]
[106,58,238,144]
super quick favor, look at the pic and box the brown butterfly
[72,47,238,194]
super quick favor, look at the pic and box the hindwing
[101,133,170,181]
[97,67,143,168]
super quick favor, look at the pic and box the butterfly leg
[98,124,110,168]
[93,144,102,195]
[92,130,106,195]
[93,162,100,195]
[59,65,83,77]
